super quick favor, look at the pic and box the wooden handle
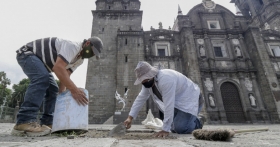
[234,128,268,133]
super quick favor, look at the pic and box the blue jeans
[16,53,58,125]
[171,108,202,134]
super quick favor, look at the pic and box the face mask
[81,45,94,59]
[142,78,154,88]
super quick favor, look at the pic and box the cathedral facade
[86,0,280,124]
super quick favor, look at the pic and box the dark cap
[88,36,103,60]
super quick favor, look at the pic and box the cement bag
[52,88,88,133]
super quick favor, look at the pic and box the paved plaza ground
[0,123,279,147]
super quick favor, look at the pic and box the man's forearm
[128,115,133,120]
[58,82,66,93]
[53,66,77,92]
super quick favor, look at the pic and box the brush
[192,128,268,141]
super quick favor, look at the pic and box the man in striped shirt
[11,36,103,137]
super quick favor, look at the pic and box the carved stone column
[238,72,256,123]
[212,72,227,123]
[250,72,270,123]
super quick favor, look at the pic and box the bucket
[52,88,88,133]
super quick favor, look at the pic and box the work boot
[47,125,52,129]
[11,122,51,137]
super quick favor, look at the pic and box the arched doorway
[221,82,246,123]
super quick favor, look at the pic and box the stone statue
[209,94,215,107]
[115,89,129,111]
[265,22,271,30]
[199,45,206,57]
[146,45,149,51]
[235,46,242,57]
[202,0,216,12]
[177,45,180,52]
[249,94,256,107]
[159,22,163,29]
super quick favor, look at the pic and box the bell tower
[86,0,143,124]
[231,0,280,30]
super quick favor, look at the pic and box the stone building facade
[86,0,280,124]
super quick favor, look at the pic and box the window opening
[158,49,166,57]
[270,45,280,57]
[208,21,221,29]
[214,47,223,57]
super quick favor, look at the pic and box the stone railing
[0,106,15,123]
[117,31,143,36]
[0,106,43,123]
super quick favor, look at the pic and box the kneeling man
[124,61,204,137]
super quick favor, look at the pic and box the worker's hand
[124,116,133,129]
[153,130,169,138]
[71,88,88,106]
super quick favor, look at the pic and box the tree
[0,71,11,106]
[10,78,30,108]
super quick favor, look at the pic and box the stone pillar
[244,27,280,123]
[239,34,249,58]
[250,72,270,123]
[238,72,256,123]
[181,27,203,87]
[204,33,216,70]
[212,72,227,123]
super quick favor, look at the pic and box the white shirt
[55,38,84,72]
[129,69,201,132]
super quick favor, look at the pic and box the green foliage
[10,78,30,107]
[0,71,11,106]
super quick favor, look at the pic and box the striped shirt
[23,37,84,72]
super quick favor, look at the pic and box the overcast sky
[0,0,235,89]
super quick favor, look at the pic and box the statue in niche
[159,22,163,29]
[264,22,271,30]
[249,94,256,107]
[209,94,215,107]
[235,46,242,57]
[177,45,180,52]
[199,45,206,57]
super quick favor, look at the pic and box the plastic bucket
[52,88,88,133]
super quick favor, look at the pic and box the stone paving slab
[1,123,280,147]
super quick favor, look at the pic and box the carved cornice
[92,10,142,16]
[117,30,144,36]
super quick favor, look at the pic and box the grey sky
[0,0,235,89]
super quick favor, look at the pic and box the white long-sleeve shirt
[129,69,201,132]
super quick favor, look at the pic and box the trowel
[108,123,127,137]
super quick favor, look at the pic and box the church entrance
[220,82,246,123]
